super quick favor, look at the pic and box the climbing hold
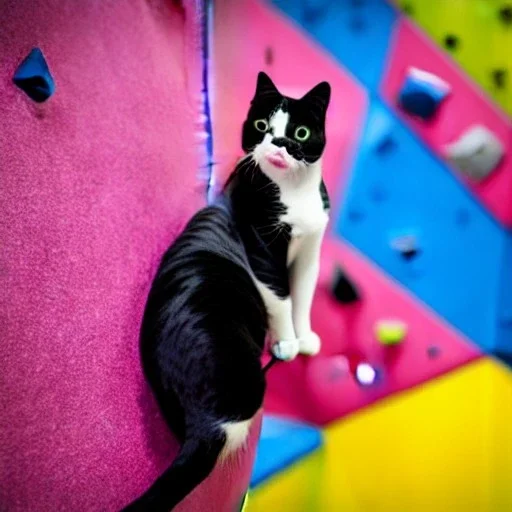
[401,2,414,15]
[375,135,396,155]
[355,362,378,386]
[13,48,55,103]
[427,345,441,359]
[444,34,459,51]
[331,265,360,304]
[391,234,419,260]
[264,47,274,66]
[302,0,329,23]
[492,69,507,89]
[445,125,504,182]
[327,355,350,382]
[375,319,408,346]
[498,5,512,25]
[347,207,365,223]
[398,67,451,120]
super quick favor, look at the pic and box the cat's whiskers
[257,222,283,237]
[266,223,288,246]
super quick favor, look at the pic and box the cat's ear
[253,71,280,100]
[301,81,331,113]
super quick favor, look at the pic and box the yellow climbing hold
[375,319,408,345]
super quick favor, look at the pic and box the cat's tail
[121,426,226,512]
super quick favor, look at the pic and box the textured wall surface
[0,1,258,510]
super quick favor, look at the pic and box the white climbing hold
[445,125,504,182]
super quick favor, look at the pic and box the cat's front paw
[271,339,300,361]
[298,331,321,356]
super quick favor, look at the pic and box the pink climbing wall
[0,1,257,510]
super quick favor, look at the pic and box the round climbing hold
[375,319,408,346]
[498,5,512,25]
[401,2,414,15]
[427,345,441,359]
[376,135,396,155]
[444,34,459,50]
[492,69,507,89]
[355,362,377,386]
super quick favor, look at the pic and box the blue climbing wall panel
[272,0,397,89]
[337,99,505,353]
[251,415,323,488]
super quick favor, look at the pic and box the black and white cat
[122,72,331,512]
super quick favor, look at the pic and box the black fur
[122,72,330,512]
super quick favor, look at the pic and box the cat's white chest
[280,184,328,238]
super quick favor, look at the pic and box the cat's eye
[294,125,311,142]
[254,119,269,133]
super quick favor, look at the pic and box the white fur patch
[252,278,296,340]
[280,161,329,237]
[269,108,289,138]
[220,418,253,459]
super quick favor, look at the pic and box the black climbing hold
[376,136,396,155]
[427,345,441,359]
[444,34,459,50]
[331,265,360,304]
[498,5,512,25]
[401,2,414,15]
[13,48,55,103]
[391,235,420,260]
[265,47,274,66]
[401,247,419,260]
[492,69,507,89]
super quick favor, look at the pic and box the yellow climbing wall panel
[396,0,512,116]
[246,450,326,511]
[248,359,512,511]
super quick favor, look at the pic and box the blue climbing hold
[13,48,55,103]
[398,67,450,120]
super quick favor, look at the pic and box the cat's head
[242,72,331,182]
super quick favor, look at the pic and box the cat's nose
[272,137,302,158]
[273,137,294,149]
